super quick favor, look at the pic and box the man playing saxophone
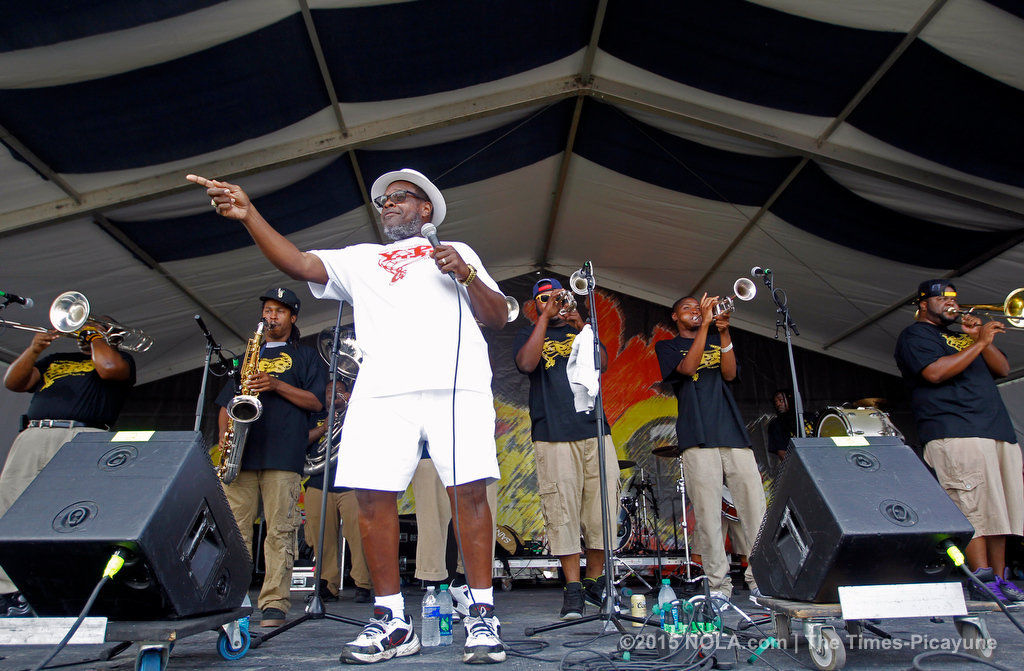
[215,287,326,627]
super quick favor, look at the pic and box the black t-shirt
[894,321,1016,445]
[26,351,136,428]
[767,411,797,454]
[513,323,610,442]
[655,333,750,450]
[216,341,327,474]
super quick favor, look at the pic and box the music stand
[525,262,646,636]
[251,302,365,648]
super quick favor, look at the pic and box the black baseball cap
[916,280,957,301]
[260,287,301,314]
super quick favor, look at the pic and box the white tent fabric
[1,0,1022,385]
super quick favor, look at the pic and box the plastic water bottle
[422,586,440,646]
[438,584,454,646]
[657,579,676,633]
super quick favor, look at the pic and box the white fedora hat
[370,168,446,226]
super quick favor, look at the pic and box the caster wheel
[808,628,846,671]
[955,621,995,660]
[218,628,251,661]
[137,649,163,671]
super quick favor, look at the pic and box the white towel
[567,324,600,412]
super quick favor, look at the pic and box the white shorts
[333,389,500,491]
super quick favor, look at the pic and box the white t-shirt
[308,237,500,399]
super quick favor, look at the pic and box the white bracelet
[720,343,734,353]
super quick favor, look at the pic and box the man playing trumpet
[0,323,135,617]
[513,278,618,619]
[654,294,766,602]
[895,280,1024,602]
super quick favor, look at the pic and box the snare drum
[815,406,903,439]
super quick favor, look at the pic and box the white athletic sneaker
[339,606,421,664]
[450,583,472,622]
[462,603,506,664]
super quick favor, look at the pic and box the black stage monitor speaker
[0,431,251,619]
[749,437,974,603]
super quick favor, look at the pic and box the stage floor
[1,581,1023,671]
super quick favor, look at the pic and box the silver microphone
[751,266,770,277]
[421,223,454,279]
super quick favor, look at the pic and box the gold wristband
[459,264,477,286]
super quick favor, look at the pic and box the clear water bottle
[438,584,454,646]
[422,586,440,646]
[657,579,676,633]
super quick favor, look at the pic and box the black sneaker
[318,579,339,602]
[582,576,607,607]
[353,587,373,603]
[340,606,420,664]
[560,582,584,620]
[260,607,287,627]
[1,592,30,618]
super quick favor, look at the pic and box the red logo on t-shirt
[378,244,433,283]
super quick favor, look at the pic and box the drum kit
[615,459,662,555]
[813,397,903,440]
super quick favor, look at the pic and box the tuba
[304,397,347,476]
[304,327,362,475]
[218,321,265,484]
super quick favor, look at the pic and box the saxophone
[218,320,266,483]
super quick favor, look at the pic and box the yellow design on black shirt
[941,332,974,353]
[40,359,95,390]
[260,352,293,375]
[682,344,721,382]
[541,333,576,369]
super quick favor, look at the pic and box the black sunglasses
[372,189,427,209]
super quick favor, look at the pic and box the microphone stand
[761,272,806,438]
[192,315,233,433]
[251,302,366,648]
[526,262,646,636]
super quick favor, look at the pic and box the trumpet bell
[733,277,757,302]
[1005,288,1024,328]
[50,291,90,333]
[569,270,590,296]
[504,296,520,322]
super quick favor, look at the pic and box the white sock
[466,586,494,608]
[374,593,405,620]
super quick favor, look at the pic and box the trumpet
[712,277,757,317]
[504,296,520,322]
[0,290,153,352]
[568,269,590,295]
[554,290,577,318]
[944,288,1024,328]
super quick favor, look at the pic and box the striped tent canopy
[1,0,1022,383]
